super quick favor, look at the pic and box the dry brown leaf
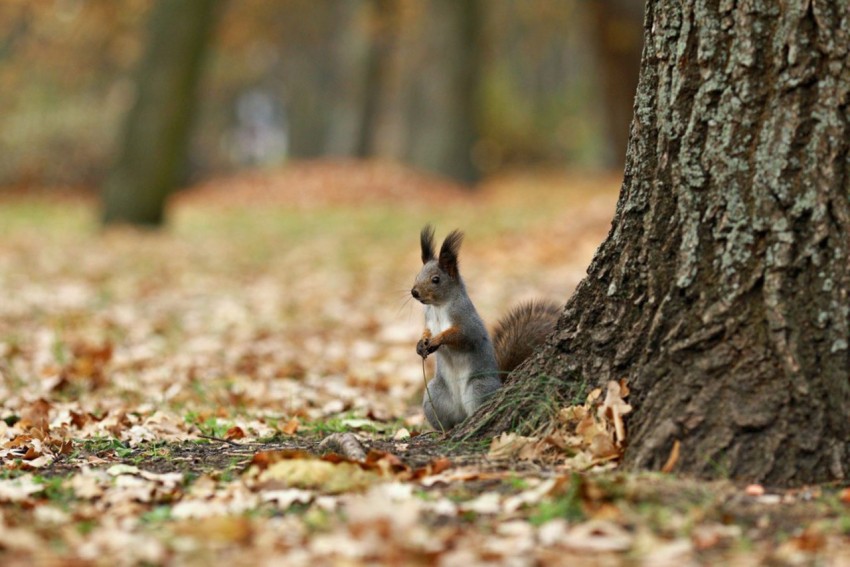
[364,449,409,476]
[691,523,742,550]
[280,417,300,435]
[411,457,452,479]
[174,516,253,545]
[0,475,45,502]
[558,405,587,423]
[258,459,380,493]
[599,380,632,446]
[576,413,601,443]
[589,433,619,460]
[503,478,558,513]
[518,439,548,461]
[661,440,680,473]
[249,449,313,470]
[259,488,314,508]
[488,432,537,460]
[460,492,503,515]
[562,519,634,552]
[420,468,508,487]
[789,528,827,552]
[392,427,411,440]
[224,425,246,440]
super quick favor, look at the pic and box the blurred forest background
[0,0,643,208]
[0,0,643,193]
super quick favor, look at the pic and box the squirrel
[411,225,560,431]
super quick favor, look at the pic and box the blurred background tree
[0,0,644,224]
[586,0,644,168]
[102,0,219,226]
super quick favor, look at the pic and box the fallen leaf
[598,380,632,446]
[364,449,408,476]
[0,475,44,502]
[107,464,141,476]
[280,417,299,435]
[589,433,619,460]
[249,449,313,469]
[393,427,410,440]
[661,440,680,473]
[174,516,253,545]
[790,527,827,552]
[257,458,380,493]
[224,425,246,440]
[259,488,314,508]
[488,432,537,460]
[461,493,503,515]
[562,519,634,552]
[339,418,391,431]
[692,523,742,550]
[503,478,558,513]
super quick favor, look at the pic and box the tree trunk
[354,0,401,158]
[323,0,373,157]
[456,0,850,487]
[403,0,482,183]
[586,0,644,169]
[370,0,482,183]
[101,0,218,226]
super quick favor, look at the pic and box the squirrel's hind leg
[423,375,463,432]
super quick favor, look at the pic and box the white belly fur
[424,305,472,409]
[424,304,451,335]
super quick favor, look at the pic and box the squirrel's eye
[431,275,440,284]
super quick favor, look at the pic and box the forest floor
[2,161,850,566]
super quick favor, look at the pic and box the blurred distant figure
[229,89,289,167]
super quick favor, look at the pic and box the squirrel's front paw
[416,338,431,358]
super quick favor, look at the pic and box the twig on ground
[197,434,242,447]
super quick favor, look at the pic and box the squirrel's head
[411,225,465,306]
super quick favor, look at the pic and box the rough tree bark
[101,0,218,226]
[456,0,850,487]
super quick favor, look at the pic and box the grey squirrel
[411,225,560,431]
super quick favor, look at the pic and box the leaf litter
[2,165,850,565]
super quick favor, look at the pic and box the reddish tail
[492,300,561,374]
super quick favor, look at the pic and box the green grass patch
[529,473,585,525]
[141,505,173,524]
[184,412,235,438]
[34,475,76,508]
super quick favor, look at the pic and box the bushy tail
[492,300,561,375]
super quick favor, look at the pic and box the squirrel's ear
[438,229,464,279]
[420,225,436,264]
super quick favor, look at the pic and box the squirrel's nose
[411,288,420,299]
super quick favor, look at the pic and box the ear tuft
[420,225,436,264]
[438,229,464,279]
